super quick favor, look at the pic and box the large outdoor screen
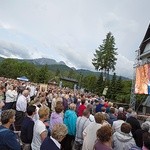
[135,63,150,94]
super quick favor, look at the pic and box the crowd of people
[0,77,150,150]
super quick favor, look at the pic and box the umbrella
[17,76,29,82]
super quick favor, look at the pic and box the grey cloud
[0,41,41,59]
[0,41,33,59]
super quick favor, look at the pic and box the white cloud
[0,21,12,29]
[0,0,149,78]
[116,54,134,78]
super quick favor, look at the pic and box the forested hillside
[0,57,132,103]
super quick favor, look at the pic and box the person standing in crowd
[29,83,36,101]
[131,122,149,150]
[112,122,136,150]
[126,108,133,119]
[82,112,106,150]
[142,132,150,150]
[0,96,5,118]
[78,98,86,117]
[40,124,68,150]
[0,109,21,150]
[95,99,104,113]
[21,105,36,150]
[49,101,64,130]
[112,112,126,133]
[31,105,50,150]
[61,103,77,150]
[126,111,141,135]
[73,109,91,150]
[86,104,95,122]
[0,84,5,103]
[3,84,17,110]
[141,116,150,133]
[107,107,117,126]
[15,89,29,131]
[94,125,113,150]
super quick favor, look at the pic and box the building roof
[140,23,150,55]
[60,77,78,83]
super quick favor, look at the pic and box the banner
[40,84,48,92]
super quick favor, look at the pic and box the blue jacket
[64,109,77,136]
[0,125,21,150]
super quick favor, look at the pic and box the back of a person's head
[130,111,137,118]
[51,124,68,141]
[97,125,112,143]
[38,105,50,118]
[86,104,92,113]
[82,109,90,117]
[1,109,15,124]
[108,102,113,107]
[81,99,85,105]
[110,107,115,114]
[118,107,124,113]
[101,107,106,112]
[143,132,150,150]
[69,103,76,110]
[94,112,104,124]
[27,105,36,116]
[127,108,133,113]
[117,112,126,121]
[55,103,64,114]
[121,123,131,134]
[141,122,150,132]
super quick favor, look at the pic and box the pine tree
[107,73,117,100]
[96,73,104,96]
[116,76,123,93]
[92,32,118,79]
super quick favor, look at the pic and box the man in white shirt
[4,85,17,110]
[15,90,29,130]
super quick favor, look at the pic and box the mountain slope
[0,56,131,80]
[17,57,66,65]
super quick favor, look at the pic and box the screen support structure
[130,49,140,110]
[130,67,136,110]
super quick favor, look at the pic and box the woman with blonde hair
[31,106,50,150]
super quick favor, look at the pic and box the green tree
[55,69,61,77]
[0,58,20,78]
[95,73,104,96]
[37,65,50,83]
[92,32,118,78]
[116,80,132,103]
[82,75,97,92]
[116,76,123,93]
[67,69,75,78]
[107,73,117,100]
[18,62,38,82]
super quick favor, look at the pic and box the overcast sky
[0,0,149,78]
